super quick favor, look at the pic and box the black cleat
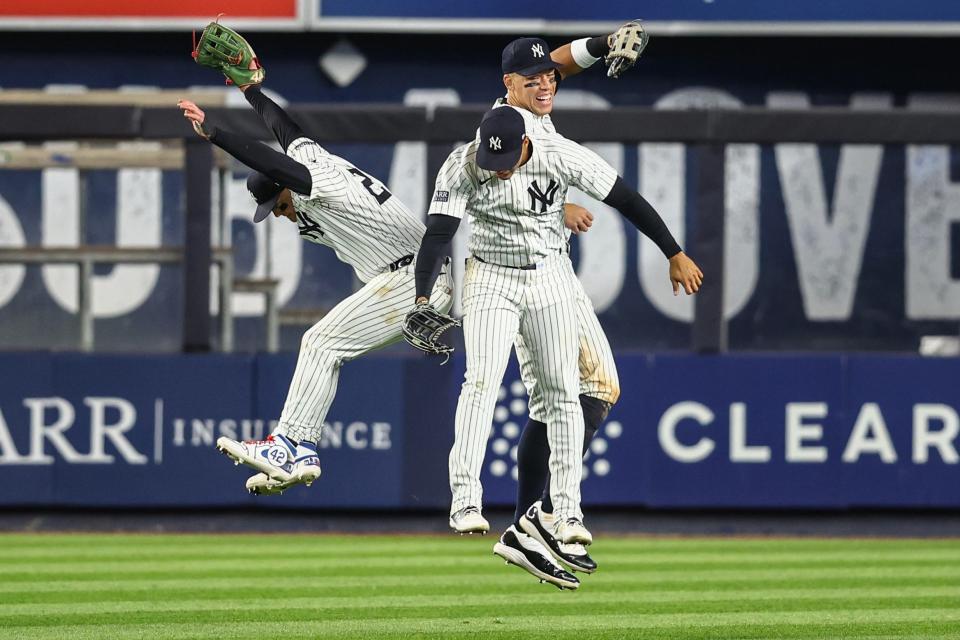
[493,525,580,590]
[520,501,598,574]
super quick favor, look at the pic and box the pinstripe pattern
[278,263,453,444]
[286,137,424,284]
[495,100,621,414]
[436,112,621,522]
[450,255,584,521]
[430,112,617,269]
[517,268,621,420]
[269,137,451,444]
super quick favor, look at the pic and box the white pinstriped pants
[275,262,453,444]
[517,261,620,421]
[449,253,585,522]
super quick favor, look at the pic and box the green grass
[1,534,959,639]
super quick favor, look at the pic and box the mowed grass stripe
[6,547,960,565]
[6,609,960,640]
[3,561,959,582]
[2,586,960,617]
[2,534,957,553]
[0,559,958,593]
[7,574,959,603]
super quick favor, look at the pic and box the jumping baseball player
[181,23,454,495]
[408,87,702,588]
[432,27,701,582]
[503,27,690,578]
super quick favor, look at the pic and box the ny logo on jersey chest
[527,179,559,213]
[296,212,324,238]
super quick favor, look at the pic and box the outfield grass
[1,533,959,639]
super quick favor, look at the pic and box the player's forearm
[603,177,681,259]
[243,85,305,152]
[414,214,460,300]
[558,36,612,79]
[208,126,313,195]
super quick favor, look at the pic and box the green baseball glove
[192,21,265,87]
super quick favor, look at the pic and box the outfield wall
[0,352,956,510]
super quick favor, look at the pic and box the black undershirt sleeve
[414,214,461,300]
[207,125,313,195]
[602,176,682,259]
[243,85,305,152]
[585,35,611,58]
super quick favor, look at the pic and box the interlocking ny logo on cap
[531,43,544,58]
[489,136,502,150]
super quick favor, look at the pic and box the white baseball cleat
[493,525,579,590]
[449,506,490,535]
[216,434,297,482]
[289,441,321,485]
[244,441,322,496]
[553,517,593,546]
[246,472,288,496]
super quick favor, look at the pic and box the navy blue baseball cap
[247,172,283,223]
[476,107,526,172]
[501,37,561,76]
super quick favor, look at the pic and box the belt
[473,248,562,271]
[388,255,450,272]
[387,254,414,272]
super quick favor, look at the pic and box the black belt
[473,249,562,271]
[388,254,414,272]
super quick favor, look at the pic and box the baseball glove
[192,20,265,87]
[403,302,461,364]
[606,20,650,78]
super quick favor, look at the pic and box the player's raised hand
[177,99,211,140]
[668,252,703,296]
[563,203,594,234]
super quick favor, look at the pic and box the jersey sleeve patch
[433,190,450,203]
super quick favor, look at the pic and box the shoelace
[463,506,480,516]
[243,435,277,445]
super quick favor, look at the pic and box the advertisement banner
[1,1,297,18]
[318,0,960,23]
[0,353,957,509]
[0,0,301,29]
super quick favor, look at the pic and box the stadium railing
[2,100,960,353]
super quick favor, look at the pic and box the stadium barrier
[0,351,956,510]
[2,102,960,353]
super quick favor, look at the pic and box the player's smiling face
[504,70,557,116]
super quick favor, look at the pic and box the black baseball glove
[403,302,461,364]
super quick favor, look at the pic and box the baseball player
[447,29,701,581]
[178,38,453,495]
[410,103,700,589]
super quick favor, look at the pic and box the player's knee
[299,327,338,358]
[606,381,621,406]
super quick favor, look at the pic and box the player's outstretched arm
[554,20,649,79]
[602,176,703,294]
[177,99,312,196]
[241,85,306,152]
[413,214,460,304]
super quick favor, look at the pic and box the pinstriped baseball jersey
[285,137,424,283]
[429,118,618,268]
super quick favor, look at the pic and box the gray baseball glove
[403,302,460,364]
[606,20,650,78]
